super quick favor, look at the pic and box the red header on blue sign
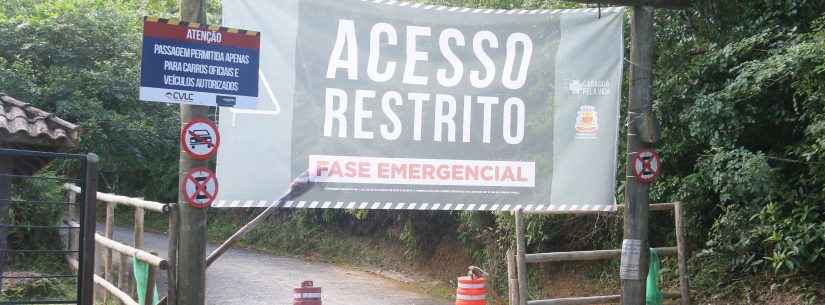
[143,17,260,50]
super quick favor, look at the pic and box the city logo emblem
[575,105,599,139]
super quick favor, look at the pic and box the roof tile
[0,92,79,147]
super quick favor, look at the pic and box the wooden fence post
[675,202,690,305]
[94,240,101,304]
[66,190,78,258]
[168,203,179,305]
[133,207,145,297]
[67,189,78,221]
[506,248,519,305]
[145,253,158,305]
[104,201,115,304]
[514,210,527,305]
[134,207,145,249]
[119,252,131,301]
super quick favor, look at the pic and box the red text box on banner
[309,155,535,188]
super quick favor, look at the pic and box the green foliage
[0,0,183,200]
[1,165,75,302]
[654,0,825,280]
[754,201,825,273]
[6,166,68,271]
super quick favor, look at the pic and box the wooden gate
[507,203,690,305]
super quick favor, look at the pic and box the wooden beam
[528,295,620,305]
[645,202,675,211]
[95,232,168,270]
[526,247,676,263]
[65,219,167,269]
[205,181,311,267]
[528,291,682,305]
[64,184,167,213]
[68,257,140,305]
[566,0,691,9]
[663,291,682,299]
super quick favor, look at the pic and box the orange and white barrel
[293,280,322,305]
[456,276,486,305]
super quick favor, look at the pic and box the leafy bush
[0,0,181,200]
[655,1,825,280]
[5,166,67,272]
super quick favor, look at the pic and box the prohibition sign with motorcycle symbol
[182,167,219,208]
[631,149,661,184]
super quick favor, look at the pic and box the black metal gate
[0,148,96,305]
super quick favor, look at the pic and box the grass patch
[0,274,76,302]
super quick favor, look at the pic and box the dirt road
[102,226,450,305]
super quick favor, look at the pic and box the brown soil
[423,239,475,280]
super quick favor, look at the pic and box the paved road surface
[100,225,450,305]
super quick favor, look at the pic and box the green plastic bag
[133,256,160,305]
[646,248,663,305]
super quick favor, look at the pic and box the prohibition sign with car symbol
[181,118,221,160]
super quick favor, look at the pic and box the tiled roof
[0,92,79,148]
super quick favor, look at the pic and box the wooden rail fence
[64,184,179,305]
[508,202,690,305]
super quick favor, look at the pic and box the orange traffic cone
[456,267,487,305]
[294,281,321,305]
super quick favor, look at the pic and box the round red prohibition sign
[631,149,661,184]
[181,167,218,208]
[181,118,220,160]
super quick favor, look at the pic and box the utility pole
[622,5,655,305]
[176,1,209,305]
